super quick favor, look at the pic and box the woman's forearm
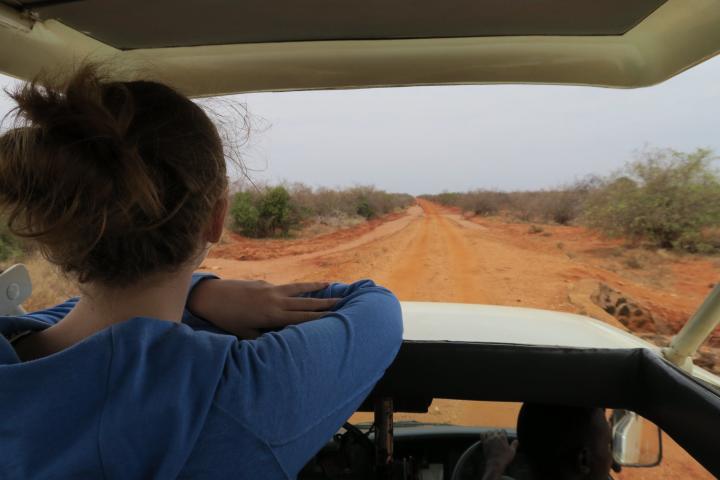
[186,276,340,337]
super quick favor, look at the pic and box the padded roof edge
[0,0,719,96]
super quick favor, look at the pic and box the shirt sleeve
[181,272,226,334]
[17,298,78,326]
[213,279,403,476]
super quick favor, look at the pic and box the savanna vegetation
[1,147,718,268]
[422,148,720,253]
[228,183,415,238]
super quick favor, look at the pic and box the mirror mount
[610,410,663,468]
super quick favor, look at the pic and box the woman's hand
[187,279,340,338]
[481,430,518,480]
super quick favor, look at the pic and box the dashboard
[299,422,503,480]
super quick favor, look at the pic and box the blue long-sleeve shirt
[0,275,403,479]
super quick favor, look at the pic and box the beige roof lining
[0,0,718,97]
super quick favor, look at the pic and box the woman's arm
[213,279,403,476]
[184,273,340,337]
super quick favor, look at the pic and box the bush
[229,191,261,237]
[258,186,295,236]
[229,186,297,237]
[423,186,590,224]
[356,199,375,219]
[422,190,508,216]
[459,191,508,216]
[583,148,720,250]
[532,186,592,225]
[229,184,414,238]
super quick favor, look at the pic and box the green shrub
[258,186,295,236]
[583,148,720,250]
[229,191,260,237]
[230,183,414,238]
[356,199,375,219]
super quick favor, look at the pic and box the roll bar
[663,283,720,371]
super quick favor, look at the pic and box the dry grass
[296,215,365,238]
[14,252,77,311]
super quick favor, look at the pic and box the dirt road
[204,199,718,479]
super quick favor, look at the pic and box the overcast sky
[2,55,719,195]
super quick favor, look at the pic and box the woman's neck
[14,267,195,361]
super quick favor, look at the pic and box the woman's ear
[205,196,228,243]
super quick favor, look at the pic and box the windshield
[1,51,719,480]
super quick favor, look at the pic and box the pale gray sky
[2,55,719,195]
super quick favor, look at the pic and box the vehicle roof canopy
[1,0,719,95]
[4,0,666,49]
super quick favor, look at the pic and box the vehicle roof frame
[0,0,719,96]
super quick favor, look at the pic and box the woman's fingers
[282,297,340,311]
[277,282,330,296]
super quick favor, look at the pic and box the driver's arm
[481,431,519,480]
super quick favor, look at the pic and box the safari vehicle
[1,0,720,478]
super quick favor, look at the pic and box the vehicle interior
[293,342,720,479]
[2,1,720,479]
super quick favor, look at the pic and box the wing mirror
[609,409,662,467]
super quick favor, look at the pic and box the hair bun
[0,65,228,286]
[12,67,163,225]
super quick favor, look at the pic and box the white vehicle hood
[400,301,657,349]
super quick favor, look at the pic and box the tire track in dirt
[378,201,492,303]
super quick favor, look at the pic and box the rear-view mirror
[610,409,662,467]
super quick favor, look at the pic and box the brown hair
[0,65,228,286]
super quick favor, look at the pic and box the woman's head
[0,65,228,287]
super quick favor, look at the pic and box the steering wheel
[450,439,486,480]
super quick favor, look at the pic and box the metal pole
[663,282,720,369]
[374,397,394,478]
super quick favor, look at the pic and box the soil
[202,199,719,479]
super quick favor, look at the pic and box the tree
[258,186,295,236]
[229,191,260,237]
[583,148,720,250]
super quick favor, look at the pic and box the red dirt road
[204,199,719,479]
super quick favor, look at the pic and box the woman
[0,66,403,478]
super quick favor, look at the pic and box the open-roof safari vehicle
[2,1,720,478]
